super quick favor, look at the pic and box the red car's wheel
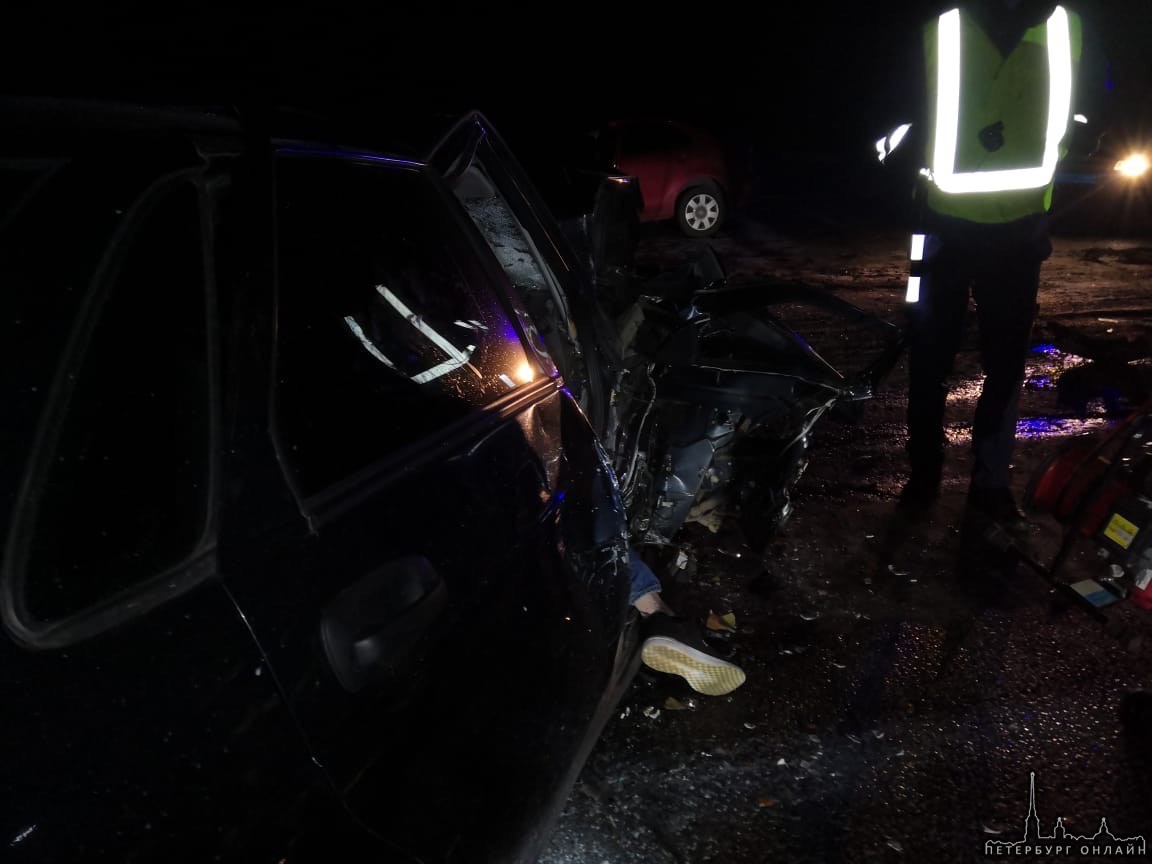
[676,183,724,237]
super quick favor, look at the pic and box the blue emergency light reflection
[1016,417,1111,438]
[1017,418,1063,437]
[277,147,425,169]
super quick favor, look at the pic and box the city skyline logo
[984,772,1145,858]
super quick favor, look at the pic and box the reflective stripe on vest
[930,5,1073,195]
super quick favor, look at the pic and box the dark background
[3,2,1150,220]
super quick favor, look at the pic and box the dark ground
[541,207,1152,863]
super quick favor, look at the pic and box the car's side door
[219,149,631,864]
[0,142,333,862]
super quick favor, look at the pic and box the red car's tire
[675,182,724,237]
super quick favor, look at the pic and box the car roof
[0,96,241,136]
[0,97,460,165]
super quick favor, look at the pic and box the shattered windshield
[461,192,554,294]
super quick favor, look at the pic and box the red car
[597,119,734,237]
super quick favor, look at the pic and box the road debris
[706,611,738,633]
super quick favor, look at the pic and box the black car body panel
[0,116,356,861]
[0,102,634,862]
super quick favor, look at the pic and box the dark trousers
[907,217,1047,489]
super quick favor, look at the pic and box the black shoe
[900,448,944,504]
[639,613,746,696]
[898,470,941,513]
[967,486,1029,530]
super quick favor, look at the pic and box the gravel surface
[542,216,1152,864]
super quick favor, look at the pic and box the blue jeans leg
[628,547,663,605]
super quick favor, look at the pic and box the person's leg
[628,547,666,610]
[904,244,972,501]
[627,547,746,696]
[969,253,1042,496]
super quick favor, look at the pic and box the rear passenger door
[0,146,328,862]
[221,150,630,864]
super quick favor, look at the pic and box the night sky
[3,3,1149,163]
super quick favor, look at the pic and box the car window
[14,178,212,622]
[431,117,619,431]
[456,167,560,304]
[274,154,535,498]
[446,155,561,378]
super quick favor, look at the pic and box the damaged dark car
[0,101,637,863]
[0,101,902,862]
[520,129,905,559]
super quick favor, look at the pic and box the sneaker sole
[641,637,747,696]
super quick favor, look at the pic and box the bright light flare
[1115,153,1150,179]
[515,362,536,384]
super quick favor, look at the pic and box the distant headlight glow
[1114,153,1150,179]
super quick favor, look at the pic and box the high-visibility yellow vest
[923,5,1083,224]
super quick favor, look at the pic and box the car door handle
[320,556,447,693]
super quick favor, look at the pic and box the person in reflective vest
[899,0,1083,525]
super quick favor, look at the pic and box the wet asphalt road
[541,217,1152,863]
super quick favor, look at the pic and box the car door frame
[216,137,637,863]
